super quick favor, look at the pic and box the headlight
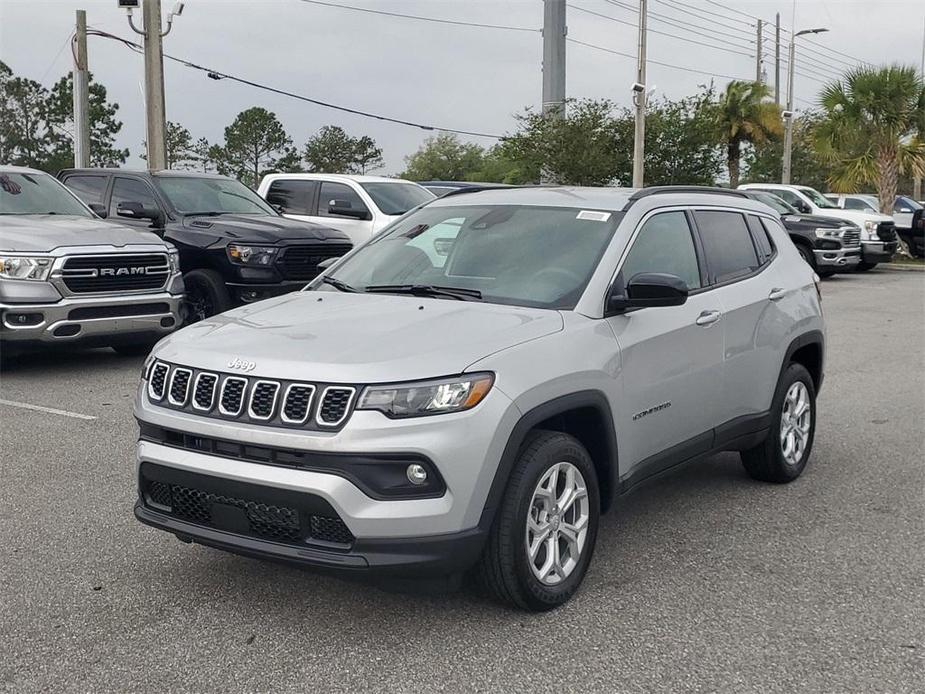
[863,220,878,236]
[357,373,494,418]
[814,228,842,238]
[167,249,181,273]
[0,255,52,281]
[226,244,279,266]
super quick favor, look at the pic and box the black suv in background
[58,169,352,321]
[741,190,861,277]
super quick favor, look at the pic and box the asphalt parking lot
[1,270,923,694]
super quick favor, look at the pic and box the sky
[1,0,924,174]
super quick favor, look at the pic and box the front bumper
[226,280,309,304]
[813,246,861,269]
[0,290,183,345]
[861,240,897,264]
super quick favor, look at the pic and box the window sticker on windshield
[576,210,611,222]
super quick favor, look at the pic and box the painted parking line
[0,398,97,421]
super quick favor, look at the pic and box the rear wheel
[183,269,231,324]
[478,431,600,611]
[742,363,816,483]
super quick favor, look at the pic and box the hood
[0,215,166,252]
[153,291,563,383]
[812,208,892,225]
[781,213,856,228]
[178,214,350,243]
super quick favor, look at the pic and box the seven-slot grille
[148,361,358,430]
[839,227,861,247]
[61,253,169,293]
[277,244,353,280]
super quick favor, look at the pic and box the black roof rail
[627,186,750,203]
[439,184,549,198]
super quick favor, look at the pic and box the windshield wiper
[364,284,482,301]
[321,276,359,293]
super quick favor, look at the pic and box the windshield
[798,186,839,209]
[753,192,796,215]
[319,204,622,310]
[359,182,435,216]
[155,176,276,215]
[0,172,92,217]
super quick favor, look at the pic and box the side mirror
[797,201,811,214]
[117,200,160,220]
[607,272,689,313]
[328,199,372,221]
[88,202,108,218]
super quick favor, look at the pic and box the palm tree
[815,65,925,216]
[715,81,782,188]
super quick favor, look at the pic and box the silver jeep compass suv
[135,186,825,611]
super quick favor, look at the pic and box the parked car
[134,185,824,611]
[740,190,861,276]
[739,183,896,270]
[257,173,435,246]
[58,169,352,322]
[0,166,183,357]
[825,193,924,258]
[418,181,513,197]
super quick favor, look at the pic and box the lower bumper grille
[141,464,355,547]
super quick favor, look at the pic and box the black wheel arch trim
[477,390,619,533]
[782,329,825,394]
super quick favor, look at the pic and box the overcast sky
[2,0,924,174]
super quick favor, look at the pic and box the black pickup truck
[741,190,861,277]
[58,169,352,321]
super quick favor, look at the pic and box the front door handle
[769,287,786,301]
[695,310,722,326]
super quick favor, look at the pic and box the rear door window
[63,175,108,204]
[265,179,318,215]
[694,211,761,284]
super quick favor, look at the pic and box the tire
[816,268,836,278]
[742,363,816,483]
[478,430,600,611]
[856,261,878,271]
[182,269,232,324]
[795,243,816,271]
[111,342,158,357]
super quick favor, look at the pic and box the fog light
[406,464,428,485]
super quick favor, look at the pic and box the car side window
[775,189,803,207]
[265,179,317,215]
[845,198,871,211]
[694,211,761,284]
[318,182,369,218]
[63,175,107,204]
[619,211,702,290]
[110,177,158,217]
[746,215,775,264]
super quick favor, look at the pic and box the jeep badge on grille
[227,357,257,372]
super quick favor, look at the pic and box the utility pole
[774,13,781,104]
[72,10,90,167]
[541,0,566,183]
[782,27,829,184]
[756,19,763,82]
[126,1,184,171]
[632,0,647,188]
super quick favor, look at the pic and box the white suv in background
[257,174,434,246]
[739,183,896,270]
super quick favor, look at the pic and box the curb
[876,263,925,272]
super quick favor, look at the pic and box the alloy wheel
[780,381,812,466]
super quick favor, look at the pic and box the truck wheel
[183,269,231,324]
[795,243,816,270]
[478,431,600,611]
[742,363,816,483]
[111,342,158,357]
[856,261,877,271]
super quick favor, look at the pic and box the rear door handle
[695,310,722,326]
[769,287,786,301]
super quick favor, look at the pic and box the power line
[87,30,505,139]
[654,0,757,39]
[299,0,539,33]
[569,4,754,58]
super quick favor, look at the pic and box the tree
[401,133,485,181]
[744,111,830,190]
[502,100,629,185]
[815,65,925,216]
[142,121,196,169]
[303,125,383,174]
[44,72,129,171]
[213,107,293,186]
[0,61,51,168]
[714,80,782,188]
[468,145,536,184]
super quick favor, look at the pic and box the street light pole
[782,27,828,185]
[632,0,647,188]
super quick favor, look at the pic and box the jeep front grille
[147,361,358,430]
[61,254,169,293]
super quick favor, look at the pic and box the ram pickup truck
[0,166,183,357]
[59,169,352,322]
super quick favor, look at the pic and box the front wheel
[478,431,600,611]
[856,261,878,271]
[742,363,816,483]
[111,342,158,357]
[182,269,232,324]
[796,243,816,271]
